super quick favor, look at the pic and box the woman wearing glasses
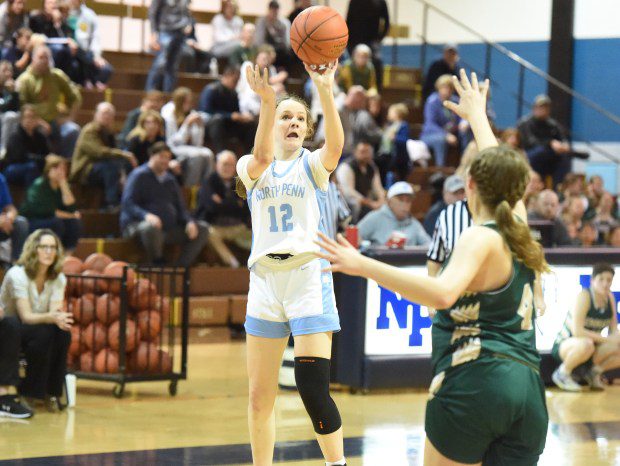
[0,228,72,412]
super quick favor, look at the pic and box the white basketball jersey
[237,148,330,269]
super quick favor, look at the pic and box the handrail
[414,0,620,128]
[407,0,620,164]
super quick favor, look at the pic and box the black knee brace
[294,356,342,435]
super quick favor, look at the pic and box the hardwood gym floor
[0,341,619,465]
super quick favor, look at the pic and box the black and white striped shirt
[427,199,473,263]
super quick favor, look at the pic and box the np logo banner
[364,266,620,356]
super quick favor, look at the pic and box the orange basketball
[63,256,83,275]
[80,351,95,372]
[83,321,107,351]
[69,325,83,356]
[83,253,113,273]
[73,294,96,326]
[103,261,136,295]
[81,270,109,295]
[130,278,158,310]
[94,348,119,373]
[137,310,162,341]
[134,342,172,373]
[108,319,140,352]
[95,294,121,324]
[290,6,348,68]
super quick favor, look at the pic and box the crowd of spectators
[0,0,613,275]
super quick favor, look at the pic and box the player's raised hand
[443,69,489,122]
[314,231,364,276]
[305,60,337,92]
[246,64,275,102]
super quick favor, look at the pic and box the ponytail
[494,200,549,273]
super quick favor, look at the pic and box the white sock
[559,363,570,375]
[326,459,346,466]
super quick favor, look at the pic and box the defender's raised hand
[314,231,364,276]
[246,64,275,101]
[443,69,489,122]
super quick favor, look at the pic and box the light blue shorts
[244,258,341,338]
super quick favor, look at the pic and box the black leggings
[0,316,20,387]
[20,323,71,399]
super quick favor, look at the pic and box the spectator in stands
[229,23,258,67]
[560,172,587,203]
[3,105,50,186]
[528,189,575,246]
[423,174,465,235]
[146,0,192,92]
[126,110,166,166]
[20,155,81,252]
[422,43,459,102]
[578,221,598,248]
[358,181,430,247]
[500,127,527,159]
[255,1,292,68]
[0,0,29,49]
[368,93,386,127]
[345,0,389,91]
[0,228,71,412]
[587,175,605,210]
[70,102,137,211]
[338,44,378,94]
[288,0,312,24]
[593,192,618,241]
[1,27,32,77]
[118,90,165,148]
[524,170,545,212]
[199,66,255,154]
[518,95,586,188]
[210,0,243,59]
[161,87,213,187]
[0,305,33,418]
[121,142,209,267]
[195,150,251,268]
[378,103,410,185]
[17,45,81,158]
[562,195,586,242]
[608,225,620,247]
[0,172,28,261]
[179,18,211,75]
[339,85,382,157]
[336,141,385,222]
[237,45,287,116]
[420,74,462,167]
[67,0,113,88]
[0,59,19,154]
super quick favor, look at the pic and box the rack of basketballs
[63,253,189,398]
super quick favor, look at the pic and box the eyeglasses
[37,245,57,252]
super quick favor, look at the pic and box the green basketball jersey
[554,288,613,343]
[431,223,540,375]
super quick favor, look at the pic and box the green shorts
[425,356,548,465]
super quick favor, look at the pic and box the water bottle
[209,57,218,77]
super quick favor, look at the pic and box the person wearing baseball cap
[517,94,588,187]
[423,175,466,235]
[357,181,431,247]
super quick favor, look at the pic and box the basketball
[83,321,107,351]
[95,294,121,324]
[290,6,348,68]
[134,342,172,373]
[74,294,96,326]
[108,319,141,352]
[94,348,119,374]
[69,325,83,356]
[63,256,83,275]
[130,278,158,310]
[137,310,162,341]
[83,253,113,273]
[82,269,110,295]
[103,261,136,294]
[79,351,95,372]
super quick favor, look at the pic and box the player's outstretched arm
[246,64,276,179]
[315,227,493,310]
[444,69,497,152]
[306,61,344,172]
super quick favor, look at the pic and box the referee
[427,197,472,277]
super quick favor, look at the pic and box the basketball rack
[66,265,190,398]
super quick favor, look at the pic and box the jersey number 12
[268,204,293,232]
